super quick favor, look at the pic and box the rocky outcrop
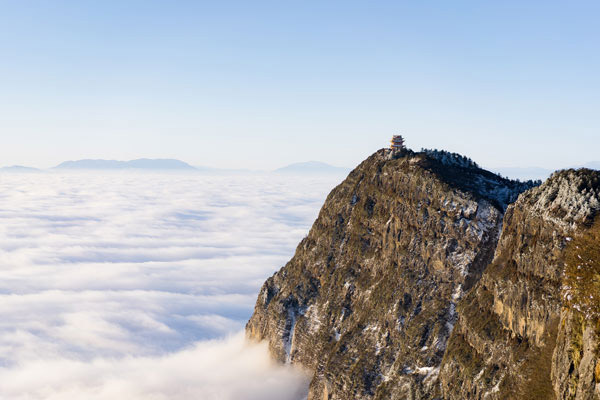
[246,146,600,399]
[246,149,536,399]
[440,169,600,399]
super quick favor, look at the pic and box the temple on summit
[390,135,405,151]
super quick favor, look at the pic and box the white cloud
[0,171,344,398]
[0,333,311,400]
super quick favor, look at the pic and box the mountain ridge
[246,148,600,399]
[53,158,197,170]
[0,165,42,173]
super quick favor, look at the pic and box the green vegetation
[563,218,600,319]
[560,218,600,398]
[519,318,558,400]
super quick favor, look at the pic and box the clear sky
[1,1,598,170]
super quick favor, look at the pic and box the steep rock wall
[246,149,533,399]
[440,169,600,399]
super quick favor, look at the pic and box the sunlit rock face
[440,169,600,399]
[246,149,536,399]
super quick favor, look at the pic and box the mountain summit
[246,148,600,399]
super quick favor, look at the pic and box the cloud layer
[0,332,311,400]
[0,171,343,399]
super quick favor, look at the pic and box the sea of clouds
[0,171,345,399]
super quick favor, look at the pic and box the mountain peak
[371,148,540,211]
[521,167,600,228]
[247,147,600,399]
[246,148,536,398]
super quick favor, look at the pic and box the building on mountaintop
[390,135,405,151]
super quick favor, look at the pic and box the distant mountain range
[1,158,598,176]
[0,165,42,173]
[54,159,353,174]
[583,161,600,170]
[274,161,351,175]
[53,158,197,170]
[491,162,600,181]
[489,166,553,181]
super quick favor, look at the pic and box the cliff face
[246,149,535,399]
[246,147,599,399]
[439,169,600,400]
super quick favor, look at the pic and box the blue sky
[1,1,598,169]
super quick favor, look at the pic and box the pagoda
[390,135,405,151]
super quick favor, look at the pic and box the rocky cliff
[246,148,599,399]
[440,168,600,400]
[246,149,529,398]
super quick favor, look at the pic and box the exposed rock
[246,147,600,399]
[246,149,536,399]
[440,169,600,399]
